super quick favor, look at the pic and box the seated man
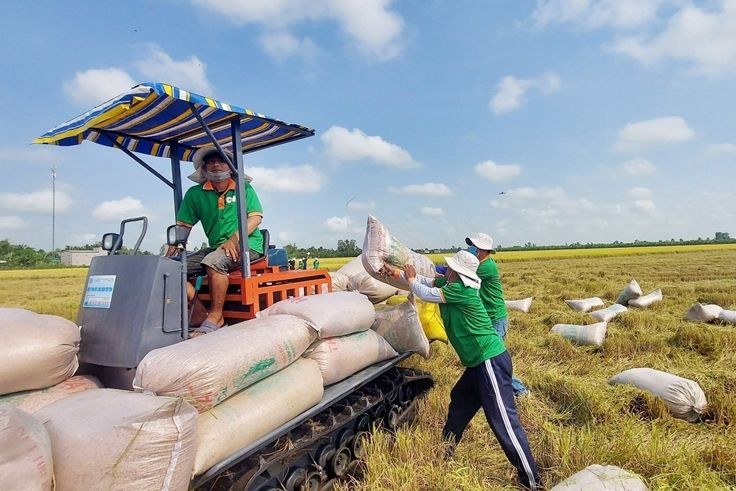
[166,146,264,335]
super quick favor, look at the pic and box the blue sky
[1,1,735,252]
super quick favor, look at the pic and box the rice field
[1,245,735,490]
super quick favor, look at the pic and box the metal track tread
[193,364,434,491]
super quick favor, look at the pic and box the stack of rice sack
[386,294,448,344]
[374,295,431,358]
[133,314,322,476]
[615,279,663,308]
[330,255,403,304]
[686,302,736,325]
[260,291,398,385]
[0,406,54,490]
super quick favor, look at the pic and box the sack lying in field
[590,304,628,322]
[0,375,101,414]
[329,271,350,292]
[0,407,53,491]
[133,314,316,412]
[194,358,323,476]
[307,330,398,385]
[551,322,607,346]
[717,309,736,325]
[336,255,366,276]
[361,215,436,290]
[685,303,724,322]
[36,389,197,490]
[565,297,604,312]
[260,291,375,338]
[550,464,648,491]
[0,308,80,396]
[616,279,643,305]
[505,297,533,313]
[628,289,663,308]
[386,295,448,343]
[608,368,707,422]
[349,271,402,304]
[372,298,430,358]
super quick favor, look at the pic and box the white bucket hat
[187,145,252,184]
[444,250,481,289]
[465,232,496,253]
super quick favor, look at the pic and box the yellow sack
[386,295,448,344]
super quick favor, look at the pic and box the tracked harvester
[34,82,433,490]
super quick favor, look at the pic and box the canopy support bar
[100,131,174,189]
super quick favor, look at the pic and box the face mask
[467,245,478,255]
[205,170,231,182]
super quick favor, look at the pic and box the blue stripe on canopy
[33,82,314,159]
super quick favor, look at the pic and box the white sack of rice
[551,322,607,346]
[616,279,643,306]
[329,271,350,292]
[564,297,605,313]
[1,308,80,396]
[505,297,533,313]
[628,289,663,308]
[133,314,316,412]
[685,303,724,322]
[717,309,736,325]
[0,375,101,414]
[348,271,402,304]
[361,215,436,290]
[307,330,398,385]
[608,368,707,422]
[336,255,367,276]
[0,407,53,491]
[193,358,323,476]
[36,389,197,490]
[589,304,628,323]
[372,298,430,358]
[259,291,375,338]
[550,464,648,491]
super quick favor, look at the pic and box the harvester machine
[34,83,433,490]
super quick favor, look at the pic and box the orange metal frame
[196,257,332,322]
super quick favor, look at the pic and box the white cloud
[489,72,561,115]
[0,190,72,214]
[390,182,452,196]
[92,197,147,221]
[248,165,325,193]
[259,32,320,63]
[616,116,695,151]
[0,216,26,230]
[620,157,656,176]
[420,206,444,217]
[347,200,376,211]
[63,68,136,107]
[633,200,656,213]
[191,0,405,61]
[628,187,652,200]
[321,126,417,168]
[474,160,522,182]
[532,0,668,30]
[708,142,736,155]
[277,230,295,243]
[611,2,736,76]
[325,215,353,231]
[134,44,212,95]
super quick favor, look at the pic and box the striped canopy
[33,82,314,161]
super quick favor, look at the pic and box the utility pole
[51,165,56,258]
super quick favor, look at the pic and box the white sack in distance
[259,291,375,338]
[0,375,101,414]
[505,297,533,313]
[718,309,736,325]
[608,368,708,422]
[589,304,628,323]
[550,464,648,491]
[685,303,724,323]
[0,407,54,491]
[628,289,663,308]
[564,297,605,313]
[133,314,316,412]
[551,322,607,346]
[0,308,80,396]
[372,298,430,358]
[616,279,643,306]
[361,215,436,290]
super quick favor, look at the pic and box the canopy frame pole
[169,142,183,214]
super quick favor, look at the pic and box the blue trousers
[492,317,528,396]
[442,351,541,490]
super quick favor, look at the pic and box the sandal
[190,319,226,337]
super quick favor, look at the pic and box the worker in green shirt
[466,233,528,397]
[166,146,264,335]
[383,251,540,490]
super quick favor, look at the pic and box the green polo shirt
[176,179,264,253]
[435,277,505,367]
[477,256,508,321]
